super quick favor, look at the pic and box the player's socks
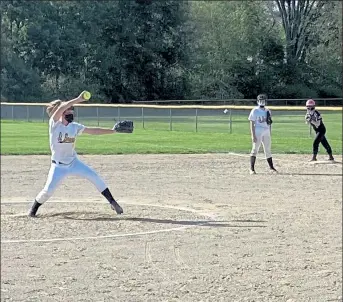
[250,156,256,172]
[101,188,116,203]
[267,157,277,171]
[101,188,123,214]
[28,200,42,217]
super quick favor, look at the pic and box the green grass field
[1,112,342,155]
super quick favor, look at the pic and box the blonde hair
[46,99,63,117]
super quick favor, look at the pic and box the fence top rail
[132,98,343,103]
[1,98,342,106]
[1,102,342,111]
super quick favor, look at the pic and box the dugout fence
[1,102,341,136]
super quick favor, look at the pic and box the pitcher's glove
[266,110,273,125]
[113,120,134,133]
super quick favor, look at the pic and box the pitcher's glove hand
[266,110,273,125]
[113,120,134,133]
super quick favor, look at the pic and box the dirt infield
[1,154,342,302]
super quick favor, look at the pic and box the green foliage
[1,52,43,101]
[1,0,341,102]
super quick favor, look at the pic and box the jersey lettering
[49,119,85,164]
[257,116,267,123]
[58,132,76,143]
[248,107,270,130]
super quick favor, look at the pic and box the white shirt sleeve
[49,117,60,131]
[73,122,86,135]
[248,109,256,121]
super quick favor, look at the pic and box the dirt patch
[1,154,342,302]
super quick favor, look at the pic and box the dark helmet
[257,94,267,107]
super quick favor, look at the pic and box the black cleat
[110,201,123,214]
[28,200,41,217]
[309,155,317,162]
[28,209,37,217]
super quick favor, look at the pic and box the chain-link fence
[1,103,341,136]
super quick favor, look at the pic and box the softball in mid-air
[223,109,228,114]
[83,91,91,100]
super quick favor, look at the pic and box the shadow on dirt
[57,215,267,228]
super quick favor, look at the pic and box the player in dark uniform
[305,99,334,161]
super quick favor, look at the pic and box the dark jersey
[306,110,325,133]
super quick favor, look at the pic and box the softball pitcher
[29,91,133,217]
[248,94,277,174]
[305,99,334,161]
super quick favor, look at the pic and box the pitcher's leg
[71,159,123,214]
[29,164,68,217]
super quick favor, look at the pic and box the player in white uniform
[29,91,125,217]
[248,94,277,174]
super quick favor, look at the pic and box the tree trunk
[275,0,320,64]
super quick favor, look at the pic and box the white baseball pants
[251,128,272,158]
[35,158,107,204]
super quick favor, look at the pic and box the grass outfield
[1,113,342,155]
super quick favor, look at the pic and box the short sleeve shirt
[248,107,271,130]
[49,118,85,164]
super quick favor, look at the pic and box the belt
[52,160,67,165]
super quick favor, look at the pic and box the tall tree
[1,0,43,101]
[274,0,323,65]
[305,1,342,97]
[188,1,279,99]
[93,0,190,102]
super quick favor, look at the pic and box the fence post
[97,107,99,126]
[11,105,14,121]
[142,107,145,129]
[26,106,29,122]
[118,107,120,122]
[76,107,79,123]
[229,109,232,134]
[169,108,172,131]
[195,108,198,132]
[42,106,45,122]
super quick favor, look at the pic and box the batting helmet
[306,99,316,107]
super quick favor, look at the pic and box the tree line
[1,0,342,103]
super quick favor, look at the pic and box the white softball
[223,109,228,114]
